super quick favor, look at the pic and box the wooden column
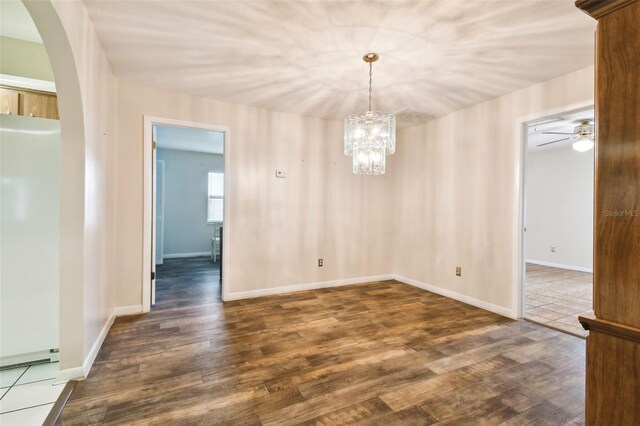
[576,0,640,424]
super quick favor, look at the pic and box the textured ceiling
[84,0,595,126]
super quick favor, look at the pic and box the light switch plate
[276,170,286,178]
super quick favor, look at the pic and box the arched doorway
[22,0,86,377]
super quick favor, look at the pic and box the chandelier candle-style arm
[344,53,396,175]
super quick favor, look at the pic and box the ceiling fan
[536,119,594,152]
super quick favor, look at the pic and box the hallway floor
[59,258,585,424]
[525,263,593,337]
[156,256,221,305]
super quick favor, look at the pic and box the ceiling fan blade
[537,137,572,147]
[542,131,573,135]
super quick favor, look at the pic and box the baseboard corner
[392,274,517,320]
[113,305,143,316]
[56,366,85,383]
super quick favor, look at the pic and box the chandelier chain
[368,62,373,111]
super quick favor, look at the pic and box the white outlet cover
[276,170,286,178]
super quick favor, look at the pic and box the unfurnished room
[0,0,639,425]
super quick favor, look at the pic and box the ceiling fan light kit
[571,120,595,152]
[572,136,595,152]
[537,119,594,152]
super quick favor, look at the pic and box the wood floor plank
[59,257,585,425]
[298,397,393,425]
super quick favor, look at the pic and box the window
[207,172,224,223]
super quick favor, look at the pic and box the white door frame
[143,116,231,312]
[155,159,165,266]
[512,100,594,319]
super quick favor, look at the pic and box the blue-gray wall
[157,148,224,256]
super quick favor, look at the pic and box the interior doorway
[521,106,594,337]
[143,117,230,312]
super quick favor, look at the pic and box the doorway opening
[143,117,230,312]
[520,106,594,337]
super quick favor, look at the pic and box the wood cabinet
[18,92,59,119]
[575,0,640,424]
[0,86,59,120]
[0,88,19,115]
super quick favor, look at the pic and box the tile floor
[0,362,65,426]
[525,263,593,337]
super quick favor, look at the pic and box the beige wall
[116,84,393,306]
[53,0,118,368]
[390,66,594,315]
[26,0,118,373]
[117,66,594,314]
[0,36,54,81]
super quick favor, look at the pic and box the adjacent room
[4,0,640,425]
[153,124,224,308]
[524,108,595,337]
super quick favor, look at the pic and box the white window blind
[207,172,224,223]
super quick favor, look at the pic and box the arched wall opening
[23,0,86,376]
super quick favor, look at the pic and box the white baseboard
[56,274,515,383]
[226,275,394,301]
[56,366,85,383]
[392,275,517,319]
[81,312,116,379]
[525,259,593,273]
[163,252,211,259]
[227,273,515,319]
[55,304,144,383]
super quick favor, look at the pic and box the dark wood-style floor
[59,257,585,425]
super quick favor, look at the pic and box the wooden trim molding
[575,0,639,19]
[579,311,640,344]
[576,0,640,423]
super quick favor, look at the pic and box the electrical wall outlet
[456,266,462,276]
[318,258,323,267]
[551,246,556,253]
[276,170,286,178]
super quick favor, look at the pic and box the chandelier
[344,53,396,175]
